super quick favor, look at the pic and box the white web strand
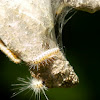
[11,77,49,100]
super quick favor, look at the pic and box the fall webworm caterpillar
[31,47,60,69]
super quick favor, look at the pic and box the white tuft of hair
[11,77,49,100]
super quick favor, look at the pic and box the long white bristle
[11,77,49,100]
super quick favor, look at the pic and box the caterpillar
[32,47,60,69]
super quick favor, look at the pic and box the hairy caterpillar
[31,47,60,69]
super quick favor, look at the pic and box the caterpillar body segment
[32,47,60,69]
[0,40,21,64]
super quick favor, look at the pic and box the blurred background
[0,10,100,100]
